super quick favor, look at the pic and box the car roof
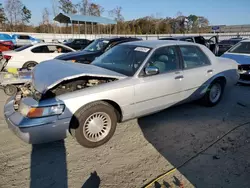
[240,39,250,42]
[165,36,199,39]
[33,42,68,46]
[98,37,141,42]
[12,34,30,36]
[120,40,195,48]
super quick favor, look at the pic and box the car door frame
[176,44,214,102]
[133,45,185,117]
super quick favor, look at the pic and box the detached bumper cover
[4,97,71,144]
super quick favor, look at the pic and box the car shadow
[138,87,250,187]
[30,140,68,188]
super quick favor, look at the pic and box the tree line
[0,0,210,34]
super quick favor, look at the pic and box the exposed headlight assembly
[19,104,65,118]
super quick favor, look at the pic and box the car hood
[32,59,127,94]
[222,53,250,65]
[55,50,98,60]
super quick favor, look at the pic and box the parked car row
[0,33,44,52]
[2,36,240,148]
[159,35,219,55]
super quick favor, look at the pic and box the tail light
[2,41,14,46]
[3,55,12,60]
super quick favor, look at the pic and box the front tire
[4,85,17,96]
[201,79,225,107]
[71,101,117,148]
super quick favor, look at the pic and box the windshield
[84,39,109,52]
[92,45,152,76]
[15,45,33,52]
[228,42,250,54]
[0,34,12,40]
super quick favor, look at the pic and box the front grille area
[238,64,250,71]
[240,74,250,81]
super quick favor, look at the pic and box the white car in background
[1,43,75,70]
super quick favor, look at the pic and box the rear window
[15,45,33,52]
[159,38,177,40]
[219,40,230,44]
[219,40,241,45]
[180,38,194,42]
[18,35,30,40]
[228,42,250,54]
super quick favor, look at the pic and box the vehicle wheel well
[22,61,38,69]
[214,76,226,86]
[69,100,122,135]
[103,100,122,122]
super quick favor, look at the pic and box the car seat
[153,55,168,73]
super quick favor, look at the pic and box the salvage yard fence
[2,32,250,42]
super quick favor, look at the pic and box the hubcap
[83,112,111,142]
[27,64,35,70]
[209,83,221,103]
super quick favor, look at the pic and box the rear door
[177,45,214,101]
[30,45,51,62]
[48,45,73,58]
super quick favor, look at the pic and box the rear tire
[4,85,17,96]
[200,79,225,107]
[22,61,38,70]
[70,101,117,148]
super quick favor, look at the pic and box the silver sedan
[4,40,239,148]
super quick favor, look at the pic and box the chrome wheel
[209,83,222,103]
[83,112,112,142]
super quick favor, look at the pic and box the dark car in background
[159,35,219,55]
[0,33,14,53]
[56,37,142,63]
[63,38,92,50]
[218,38,242,56]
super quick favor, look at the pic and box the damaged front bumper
[238,65,250,84]
[4,96,71,144]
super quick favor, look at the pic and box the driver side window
[146,46,179,74]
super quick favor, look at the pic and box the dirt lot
[1,85,250,188]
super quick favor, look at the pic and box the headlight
[19,104,65,118]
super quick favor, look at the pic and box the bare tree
[109,6,124,22]
[58,0,76,14]
[109,6,124,34]
[0,3,7,31]
[42,8,50,33]
[80,0,89,15]
[4,0,23,31]
[88,3,104,16]
[51,0,59,17]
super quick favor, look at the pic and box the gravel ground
[0,85,250,188]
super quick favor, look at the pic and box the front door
[134,46,184,117]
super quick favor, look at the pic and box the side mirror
[145,66,159,76]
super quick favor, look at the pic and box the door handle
[175,75,184,80]
[207,69,213,74]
